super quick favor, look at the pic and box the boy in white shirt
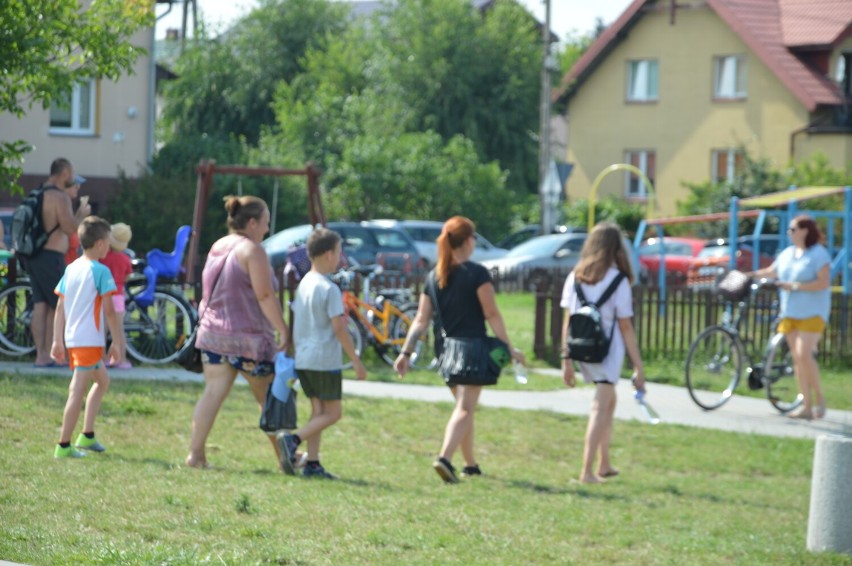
[278,228,366,478]
[51,216,124,458]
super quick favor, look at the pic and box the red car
[686,236,781,288]
[638,237,706,284]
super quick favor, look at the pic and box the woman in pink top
[186,195,291,470]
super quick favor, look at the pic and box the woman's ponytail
[434,216,475,289]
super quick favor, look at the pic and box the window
[627,59,659,102]
[624,150,655,198]
[713,55,747,99]
[711,149,745,183]
[49,80,96,135]
[835,53,852,97]
[373,229,410,249]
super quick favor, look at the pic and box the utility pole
[538,0,553,236]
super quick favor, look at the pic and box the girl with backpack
[560,222,645,484]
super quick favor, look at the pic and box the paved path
[4,362,850,441]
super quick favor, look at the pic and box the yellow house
[555,0,852,218]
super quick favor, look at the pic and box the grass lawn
[1,373,849,565]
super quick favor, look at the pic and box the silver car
[367,219,507,268]
[481,233,640,290]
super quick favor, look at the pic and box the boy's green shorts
[297,369,342,401]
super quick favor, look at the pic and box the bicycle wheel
[342,315,364,370]
[685,326,744,410]
[0,283,36,356]
[124,289,195,364]
[763,332,802,413]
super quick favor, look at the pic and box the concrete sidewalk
[5,362,850,441]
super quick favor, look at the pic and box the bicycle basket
[715,269,752,302]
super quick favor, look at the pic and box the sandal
[814,405,826,419]
[787,409,813,420]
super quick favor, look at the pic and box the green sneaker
[75,434,106,453]
[55,445,86,458]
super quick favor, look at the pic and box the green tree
[371,0,541,193]
[159,0,349,145]
[674,150,851,238]
[0,0,152,191]
[562,196,646,236]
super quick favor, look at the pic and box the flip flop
[599,470,620,478]
[34,361,66,368]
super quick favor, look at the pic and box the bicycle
[331,265,427,368]
[685,277,801,413]
[0,277,34,356]
[122,262,196,364]
[0,268,195,364]
[0,226,196,363]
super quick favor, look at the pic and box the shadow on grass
[501,478,630,501]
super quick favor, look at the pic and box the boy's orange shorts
[67,347,105,370]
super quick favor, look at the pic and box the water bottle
[513,360,528,385]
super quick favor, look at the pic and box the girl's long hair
[574,222,634,285]
[435,216,475,288]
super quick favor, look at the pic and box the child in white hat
[100,223,133,369]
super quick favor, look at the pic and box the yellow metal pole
[587,163,656,231]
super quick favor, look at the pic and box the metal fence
[533,277,852,367]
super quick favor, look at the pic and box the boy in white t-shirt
[278,228,366,479]
[51,216,124,458]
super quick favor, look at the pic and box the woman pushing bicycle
[748,215,831,420]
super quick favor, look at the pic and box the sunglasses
[64,180,77,188]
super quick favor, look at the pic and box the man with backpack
[16,158,90,367]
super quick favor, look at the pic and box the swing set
[184,159,326,284]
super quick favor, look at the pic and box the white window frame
[626,59,659,102]
[624,150,655,198]
[713,55,747,99]
[49,80,96,135]
[836,52,852,97]
[711,148,744,183]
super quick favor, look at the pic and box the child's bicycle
[685,276,801,413]
[331,265,428,368]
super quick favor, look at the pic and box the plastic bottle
[513,360,528,385]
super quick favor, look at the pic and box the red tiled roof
[779,0,852,47]
[555,0,847,111]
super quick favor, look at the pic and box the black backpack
[10,185,60,258]
[566,272,627,363]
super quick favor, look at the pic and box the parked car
[494,224,586,250]
[1,208,13,250]
[367,219,507,268]
[263,222,421,274]
[686,235,781,288]
[638,237,706,285]
[481,232,640,290]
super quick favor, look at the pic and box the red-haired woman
[749,215,831,420]
[394,216,525,483]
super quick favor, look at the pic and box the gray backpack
[11,185,60,258]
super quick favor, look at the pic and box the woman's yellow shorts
[777,316,825,334]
